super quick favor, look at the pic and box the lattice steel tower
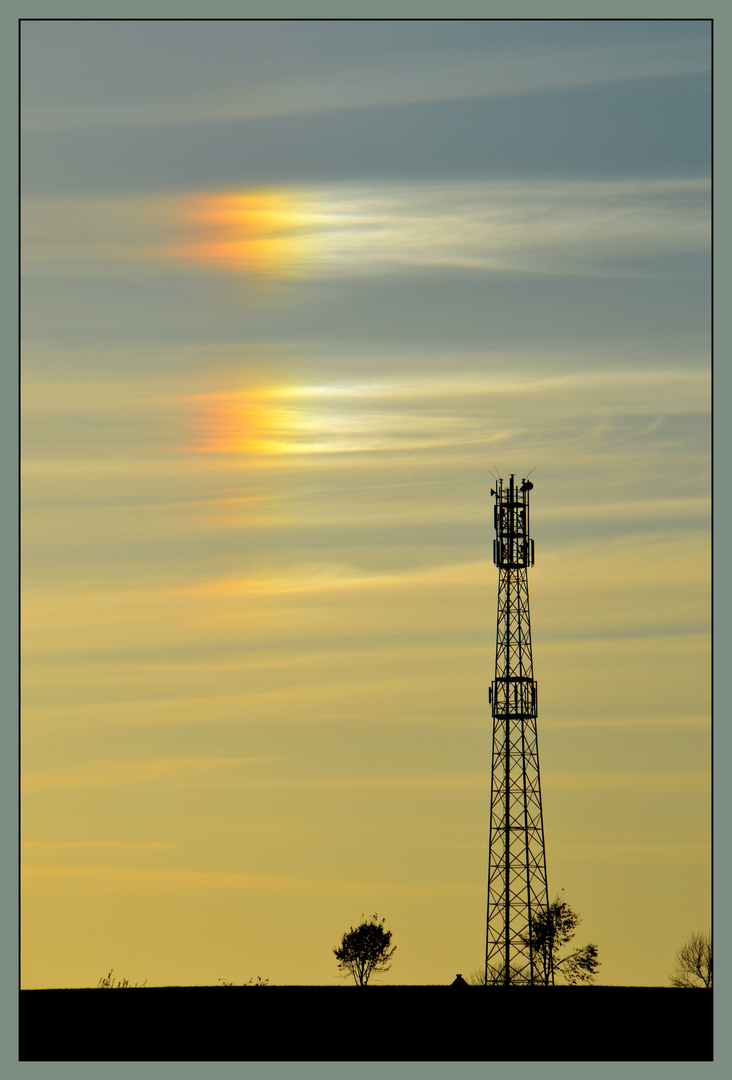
[485,473,551,986]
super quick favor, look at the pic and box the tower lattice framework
[485,473,552,986]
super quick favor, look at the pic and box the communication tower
[485,474,551,986]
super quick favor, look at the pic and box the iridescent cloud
[23,179,709,284]
[174,190,318,279]
[186,386,307,455]
[183,365,709,461]
[172,179,709,281]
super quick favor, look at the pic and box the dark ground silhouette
[20,985,712,1062]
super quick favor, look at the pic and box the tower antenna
[485,473,551,986]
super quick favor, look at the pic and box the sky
[20,19,711,990]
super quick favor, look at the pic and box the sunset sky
[21,19,710,989]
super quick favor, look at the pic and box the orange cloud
[186,387,303,455]
[175,189,314,279]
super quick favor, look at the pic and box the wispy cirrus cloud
[543,771,710,792]
[22,178,710,284]
[22,763,711,797]
[22,31,709,133]
[181,365,709,462]
[22,756,277,794]
[552,840,709,865]
[21,840,176,851]
[21,863,476,898]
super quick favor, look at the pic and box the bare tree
[670,930,712,988]
[466,967,487,985]
[333,913,396,986]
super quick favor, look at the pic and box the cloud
[21,29,709,133]
[22,178,710,284]
[553,840,709,865]
[21,840,176,851]
[542,715,709,729]
[177,365,709,464]
[21,756,277,794]
[22,761,710,797]
[222,770,711,794]
[543,771,709,792]
[20,863,475,898]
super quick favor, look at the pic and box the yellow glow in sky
[188,386,306,455]
[20,21,711,996]
[21,358,711,989]
[176,190,317,279]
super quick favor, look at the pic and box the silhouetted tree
[467,896,598,987]
[523,893,600,985]
[670,930,712,988]
[333,913,396,986]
